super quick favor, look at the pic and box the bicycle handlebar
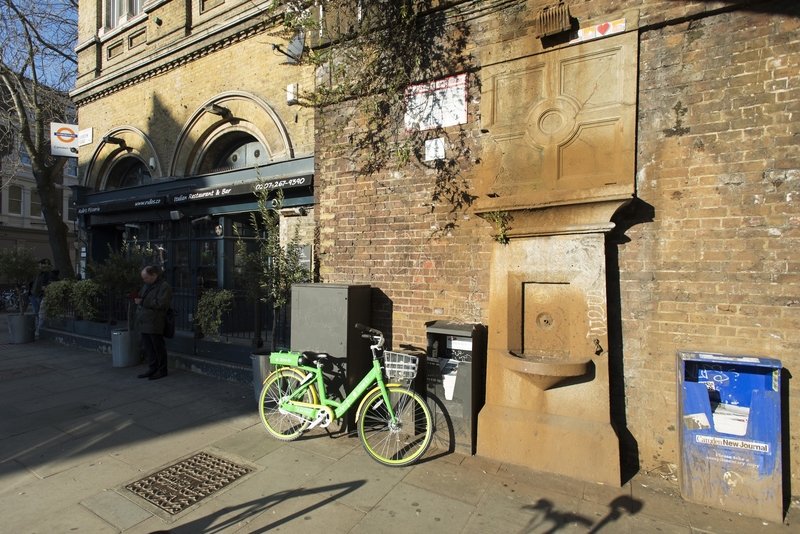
[355,323,385,353]
[355,323,381,336]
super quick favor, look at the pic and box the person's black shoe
[148,371,168,381]
[137,371,155,379]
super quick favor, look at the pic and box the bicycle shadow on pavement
[419,391,456,463]
[518,495,643,533]
[155,480,367,534]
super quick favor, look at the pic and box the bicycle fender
[262,366,305,386]
[354,383,401,422]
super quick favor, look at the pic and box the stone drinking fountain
[472,30,638,485]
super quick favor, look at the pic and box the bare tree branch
[0,0,77,279]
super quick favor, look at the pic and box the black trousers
[142,333,168,374]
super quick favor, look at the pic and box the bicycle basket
[382,351,419,380]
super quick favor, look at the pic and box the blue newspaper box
[678,350,783,522]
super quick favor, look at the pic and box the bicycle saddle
[298,351,330,366]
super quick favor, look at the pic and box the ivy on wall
[268,0,478,213]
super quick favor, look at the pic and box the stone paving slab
[81,489,153,531]
[0,315,796,533]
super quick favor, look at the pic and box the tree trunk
[34,165,75,280]
[271,307,279,351]
[252,301,264,348]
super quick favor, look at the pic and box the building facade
[72,0,799,507]
[72,1,316,347]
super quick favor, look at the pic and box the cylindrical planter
[8,314,35,344]
[251,349,274,404]
[112,329,142,367]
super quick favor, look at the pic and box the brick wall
[623,3,800,478]
[315,95,493,350]
[314,0,800,488]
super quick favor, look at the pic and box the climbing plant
[235,185,310,349]
[268,0,477,212]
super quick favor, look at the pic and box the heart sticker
[597,23,610,35]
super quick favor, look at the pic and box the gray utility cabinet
[290,284,372,430]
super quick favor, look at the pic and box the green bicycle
[258,323,433,467]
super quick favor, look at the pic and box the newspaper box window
[677,350,783,523]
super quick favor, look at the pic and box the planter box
[196,338,252,366]
[45,318,115,339]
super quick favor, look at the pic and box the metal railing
[49,289,291,346]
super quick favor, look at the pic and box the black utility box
[424,321,487,455]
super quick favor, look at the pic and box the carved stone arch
[170,91,293,177]
[85,126,162,191]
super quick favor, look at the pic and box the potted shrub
[71,279,104,320]
[195,289,234,342]
[88,241,152,367]
[42,279,75,326]
[0,246,38,343]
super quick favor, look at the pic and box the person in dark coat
[133,265,173,380]
[29,259,58,338]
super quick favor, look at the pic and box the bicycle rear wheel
[357,387,432,467]
[259,368,317,441]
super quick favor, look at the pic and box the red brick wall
[312,0,800,489]
[315,95,493,350]
[623,4,800,476]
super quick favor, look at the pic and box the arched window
[105,158,151,190]
[196,133,270,175]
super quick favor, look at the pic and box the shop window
[174,266,192,289]
[174,241,190,265]
[8,185,22,214]
[198,241,218,289]
[30,188,42,217]
[149,242,167,266]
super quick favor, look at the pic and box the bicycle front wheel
[357,387,432,467]
[259,368,317,441]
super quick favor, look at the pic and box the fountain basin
[499,350,592,390]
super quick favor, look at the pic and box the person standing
[28,259,58,339]
[133,265,173,380]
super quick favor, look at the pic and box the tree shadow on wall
[606,198,656,483]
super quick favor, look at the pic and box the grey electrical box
[290,284,372,430]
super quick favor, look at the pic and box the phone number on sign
[256,177,308,190]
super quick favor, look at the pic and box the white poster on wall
[405,73,468,132]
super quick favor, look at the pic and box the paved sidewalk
[0,313,795,533]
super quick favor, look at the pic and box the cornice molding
[71,5,279,106]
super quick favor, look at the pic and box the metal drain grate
[126,452,252,515]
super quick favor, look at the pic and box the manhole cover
[126,452,252,515]
[0,364,54,382]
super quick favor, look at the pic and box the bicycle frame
[271,337,399,425]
